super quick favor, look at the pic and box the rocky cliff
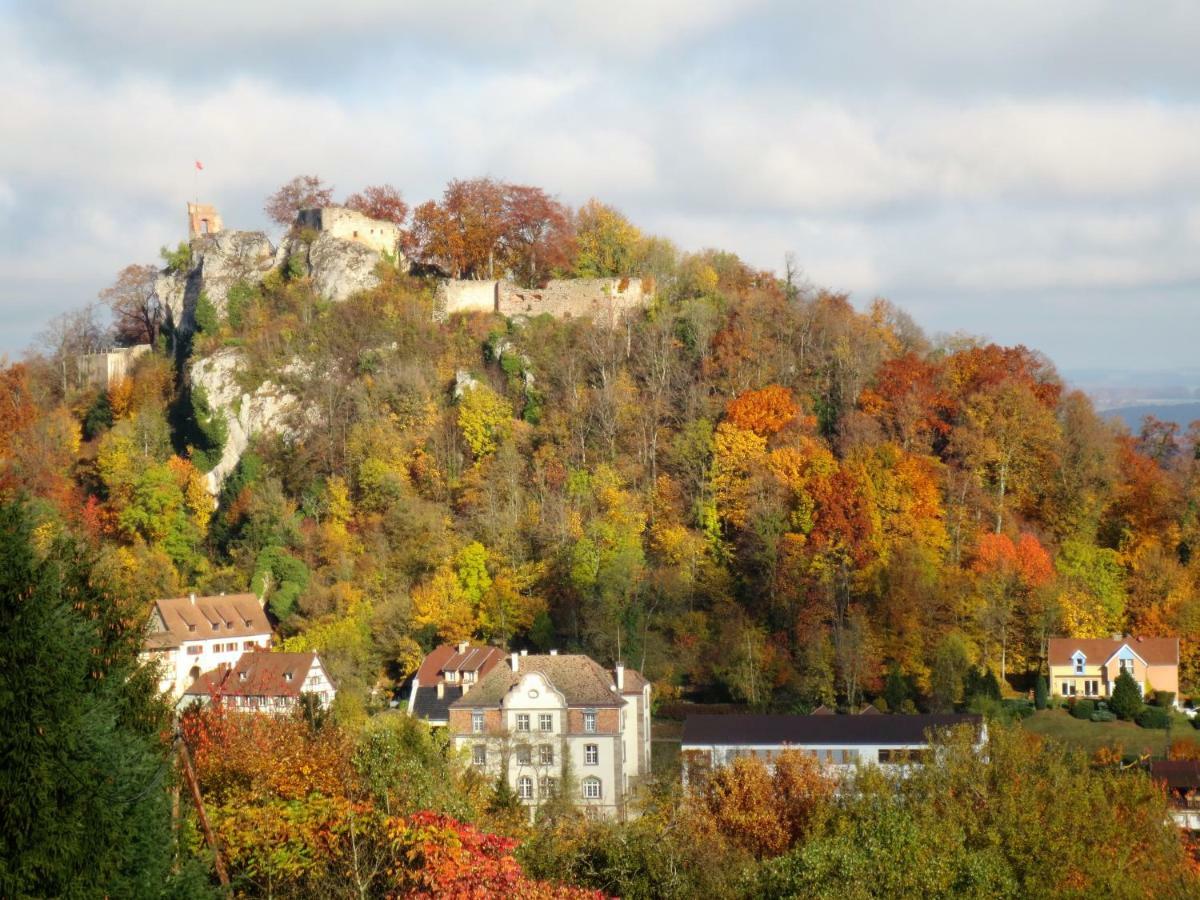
[154,223,404,337]
[190,349,298,496]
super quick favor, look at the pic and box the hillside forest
[5,175,1200,896]
[9,175,1200,714]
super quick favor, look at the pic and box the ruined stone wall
[498,277,646,324]
[295,207,402,258]
[77,344,151,389]
[436,277,648,323]
[187,202,223,239]
[436,279,499,318]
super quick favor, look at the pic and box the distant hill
[1102,402,1200,431]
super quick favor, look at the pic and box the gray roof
[449,654,627,709]
[682,714,982,746]
[411,685,463,722]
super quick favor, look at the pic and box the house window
[584,711,597,733]
[582,777,602,800]
[243,641,256,650]
[186,646,202,655]
[1084,680,1094,697]
[539,713,553,732]
[472,711,485,734]
[1073,654,1085,675]
[473,745,487,766]
[518,776,533,800]
[539,744,554,765]
[1119,658,1134,674]
[517,746,531,765]
[539,776,557,796]
[585,744,599,765]
[516,713,531,732]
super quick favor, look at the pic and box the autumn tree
[692,749,832,858]
[412,177,507,278]
[264,174,335,226]
[344,183,409,225]
[501,184,573,287]
[572,199,641,277]
[100,263,162,346]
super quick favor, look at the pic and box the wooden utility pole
[176,737,230,889]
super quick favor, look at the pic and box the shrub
[160,240,192,273]
[1035,674,1048,710]
[1154,690,1176,708]
[193,290,219,334]
[1071,699,1096,720]
[1110,671,1144,721]
[1136,706,1171,730]
[1090,710,1116,722]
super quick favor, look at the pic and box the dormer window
[1072,651,1086,675]
[284,672,293,682]
[238,672,247,682]
[212,623,219,631]
[188,624,196,632]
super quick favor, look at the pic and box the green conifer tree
[1109,670,1144,721]
[0,501,211,897]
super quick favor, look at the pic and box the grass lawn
[1022,708,1200,759]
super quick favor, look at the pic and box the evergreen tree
[883,664,911,713]
[0,501,211,898]
[1035,674,1048,710]
[1109,670,1144,721]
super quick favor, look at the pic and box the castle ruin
[187,202,223,239]
[295,207,404,259]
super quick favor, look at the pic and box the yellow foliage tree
[712,422,767,530]
[411,565,478,643]
[457,384,513,459]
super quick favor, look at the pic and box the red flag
[195,160,204,171]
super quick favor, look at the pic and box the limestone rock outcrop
[303,232,385,302]
[191,349,298,496]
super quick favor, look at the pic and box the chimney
[549,649,558,656]
[510,652,519,673]
[1111,633,1122,641]
[437,682,444,699]
[189,592,196,605]
[520,649,528,657]
[462,681,471,696]
[615,662,625,692]
[457,640,469,654]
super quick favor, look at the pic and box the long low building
[681,713,984,781]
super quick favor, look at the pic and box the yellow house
[1048,636,1179,704]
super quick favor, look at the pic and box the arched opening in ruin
[200,219,210,234]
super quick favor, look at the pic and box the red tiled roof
[1047,637,1178,667]
[145,593,271,649]
[415,643,505,684]
[183,651,326,699]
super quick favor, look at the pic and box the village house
[446,652,651,820]
[1149,760,1200,832]
[407,641,506,726]
[1047,636,1179,703]
[140,593,272,698]
[680,713,984,785]
[181,650,336,714]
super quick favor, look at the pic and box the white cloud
[4,4,1200,369]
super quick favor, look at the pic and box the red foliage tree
[265,174,336,226]
[344,184,409,226]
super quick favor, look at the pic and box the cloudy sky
[3,1,1199,372]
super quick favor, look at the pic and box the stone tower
[187,202,223,239]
